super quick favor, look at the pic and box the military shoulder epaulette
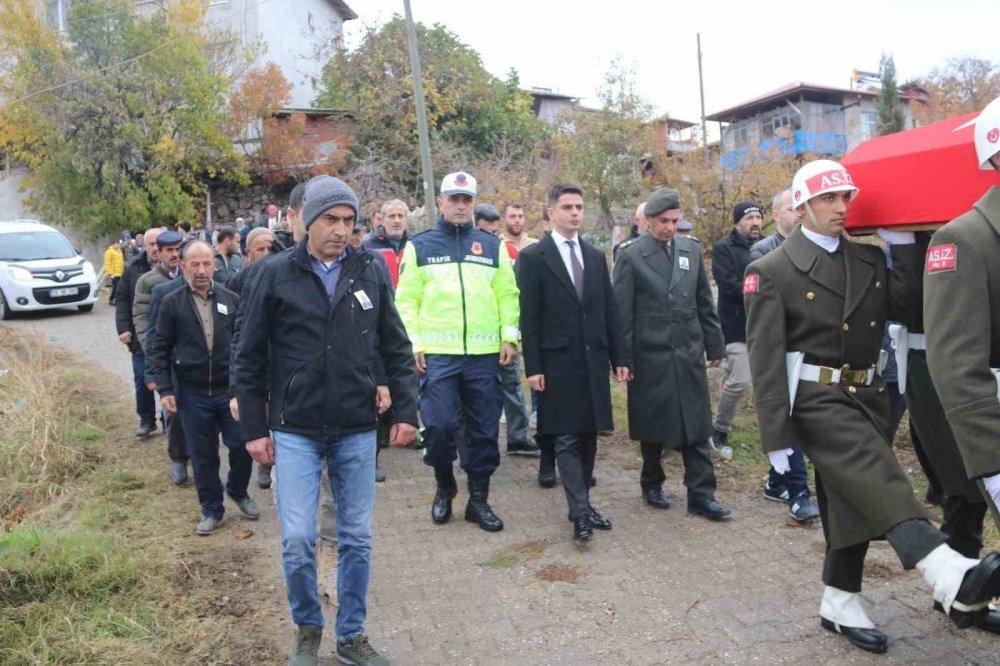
[618,238,638,251]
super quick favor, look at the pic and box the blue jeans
[273,429,376,642]
[767,445,810,500]
[176,392,251,519]
[130,351,156,424]
[420,354,502,478]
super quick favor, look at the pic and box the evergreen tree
[877,54,906,135]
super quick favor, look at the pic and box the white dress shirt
[800,226,841,253]
[551,229,582,287]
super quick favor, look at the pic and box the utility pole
[697,33,709,162]
[403,0,436,222]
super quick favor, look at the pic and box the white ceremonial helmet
[790,159,860,209]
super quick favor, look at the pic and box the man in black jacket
[115,227,162,439]
[519,184,630,542]
[148,241,258,536]
[710,202,761,453]
[232,175,418,666]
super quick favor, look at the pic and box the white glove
[768,448,794,475]
[876,228,916,245]
[984,473,1000,507]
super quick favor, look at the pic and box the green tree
[0,0,247,236]
[316,17,546,194]
[555,58,653,231]
[877,54,906,135]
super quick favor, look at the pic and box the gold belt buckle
[818,366,835,384]
[840,365,865,387]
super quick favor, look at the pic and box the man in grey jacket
[749,188,799,262]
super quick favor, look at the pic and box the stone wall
[210,180,289,227]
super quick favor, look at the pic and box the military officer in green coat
[613,187,731,521]
[890,229,1000,633]
[925,96,1000,544]
[745,158,1000,655]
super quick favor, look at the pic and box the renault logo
[54,270,66,282]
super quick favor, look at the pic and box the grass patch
[481,552,520,569]
[0,325,284,664]
[0,327,102,511]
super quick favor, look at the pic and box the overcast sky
[344,0,1000,132]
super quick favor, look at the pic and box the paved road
[8,301,999,665]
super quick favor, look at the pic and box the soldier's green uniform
[925,186,1000,508]
[745,227,944,594]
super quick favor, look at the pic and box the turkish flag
[843,111,997,233]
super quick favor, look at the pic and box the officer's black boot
[465,476,504,532]
[431,466,457,524]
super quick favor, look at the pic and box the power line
[1,0,273,110]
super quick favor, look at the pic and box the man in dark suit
[519,184,631,542]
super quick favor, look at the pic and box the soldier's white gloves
[876,228,916,245]
[768,448,794,475]
[983,473,1000,507]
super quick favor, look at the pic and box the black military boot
[538,448,558,488]
[465,477,504,532]
[431,466,457,524]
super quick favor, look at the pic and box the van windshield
[0,231,77,261]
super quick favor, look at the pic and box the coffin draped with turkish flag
[843,111,996,233]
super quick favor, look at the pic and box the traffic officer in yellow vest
[926,97,1000,538]
[745,158,1000,654]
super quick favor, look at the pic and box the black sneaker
[337,635,391,665]
[789,495,820,523]
[507,440,540,457]
[135,420,156,439]
[763,477,790,504]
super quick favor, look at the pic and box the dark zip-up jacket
[148,283,240,397]
[232,238,418,441]
[711,229,753,344]
[115,252,152,353]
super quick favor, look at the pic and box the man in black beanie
[233,174,418,666]
[709,202,762,457]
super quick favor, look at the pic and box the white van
[0,219,100,319]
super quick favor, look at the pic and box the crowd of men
[107,96,1000,665]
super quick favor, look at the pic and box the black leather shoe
[507,440,541,457]
[465,478,504,532]
[588,506,612,530]
[573,516,592,542]
[538,456,558,488]
[642,486,672,509]
[431,467,457,524]
[820,618,888,654]
[432,486,456,524]
[934,600,1000,632]
[949,552,1000,628]
[687,498,732,521]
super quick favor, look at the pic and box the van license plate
[50,288,76,297]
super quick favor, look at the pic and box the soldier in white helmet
[745,158,1000,654]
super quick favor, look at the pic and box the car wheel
[78,304,94,313]
[0,289,13,320]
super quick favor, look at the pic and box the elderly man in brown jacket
[745,158,1000,655]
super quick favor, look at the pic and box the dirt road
[9,300,998,665]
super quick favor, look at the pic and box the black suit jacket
[518,232,630,435]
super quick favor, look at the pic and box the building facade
[707,81,927,169]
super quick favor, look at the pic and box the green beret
[644,188,681,217]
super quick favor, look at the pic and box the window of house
[862,111,879,139]
[760,105,801,140]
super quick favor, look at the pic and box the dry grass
[0,326,284,665]
[0,326,102,515]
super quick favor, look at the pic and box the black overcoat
[518,233,629,435]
